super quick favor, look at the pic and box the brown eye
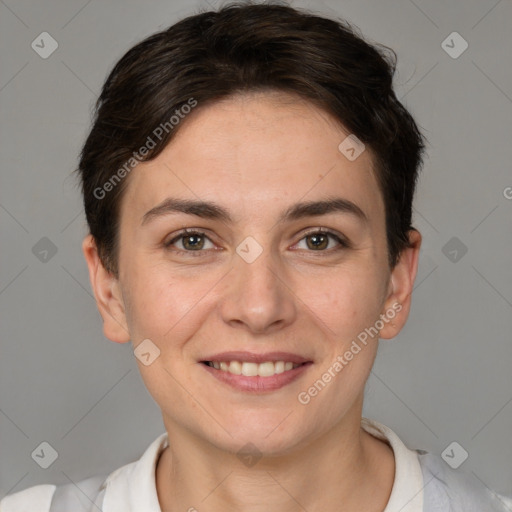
[164,230,215,255]
[181,233,205,250]
[295,230,349,252]
[305,232,329,250]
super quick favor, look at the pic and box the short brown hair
[76,1,427,278]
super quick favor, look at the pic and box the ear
[81,234,131,344]
[379,229,422,339]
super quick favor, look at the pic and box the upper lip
[201,351,312,364]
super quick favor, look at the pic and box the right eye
[164,229,216,256]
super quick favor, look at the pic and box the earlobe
[379,229,422,340]
[81,234,131,344]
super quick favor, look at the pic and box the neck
[156,412,395,512]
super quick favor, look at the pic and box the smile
[204,360,302,377]
[199,352,313,392]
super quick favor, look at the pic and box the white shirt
[2,417,511,511]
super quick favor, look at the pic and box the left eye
[294,230,347,251]
[165,230,215,252]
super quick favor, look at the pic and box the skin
[83,91,421,512]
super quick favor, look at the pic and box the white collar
[361,417,424,512]
[102,418,424,511]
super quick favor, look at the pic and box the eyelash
[164,228,349,257]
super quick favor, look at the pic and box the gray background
[1,0,511,501]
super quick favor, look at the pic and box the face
[83,91,420,455]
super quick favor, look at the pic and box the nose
[219,245,297,335]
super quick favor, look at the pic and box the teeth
[228,361,242,375]
[257,361,275,377]
[241,362,258,377]
[274,361,285,374]
[207,360,302,377]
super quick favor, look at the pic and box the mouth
[199,352,313,392]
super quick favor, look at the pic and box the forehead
[120,92,384,228]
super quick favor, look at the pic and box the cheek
[124,263,220,343]
[300,266,385,341]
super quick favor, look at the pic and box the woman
[2,2,511,511]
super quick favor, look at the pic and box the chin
[210,411,308,456]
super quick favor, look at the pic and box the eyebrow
[141,196,368,226]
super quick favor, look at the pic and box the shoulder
[0,432,168,512]
[0,484,56,511]
[0,474,107,512]
[417,450,512,512]
[361,418,512,512]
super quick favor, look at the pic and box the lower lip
[200,362,312,392]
